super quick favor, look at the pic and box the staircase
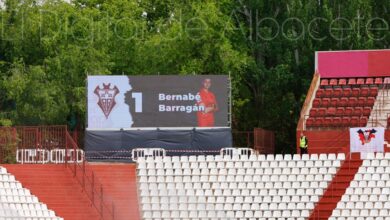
[3,164,101,220]
[367,88,390,127]
[309,153,362,220]
[90,163,141,220]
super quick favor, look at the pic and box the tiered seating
[0,166,63,220]
[306,77,390,129]
[330,153,390,219]
[137,153,345,220]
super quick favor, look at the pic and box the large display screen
[87,75,229,129]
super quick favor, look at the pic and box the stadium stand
[306,77,387,129]
[136,153,345,219]
[330,153,390,220]
[0,166,62,219]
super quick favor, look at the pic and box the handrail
[297,72,320,131]
[65,131,115,220]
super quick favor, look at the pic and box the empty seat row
[139,174,333,183]
[143,160,341,170]
[143,209,310,219]
[312,97,375,108]
[362,159,390,166]
[142,202,314,211]
[0,188,31,196]
[310,107,371,117]
[354,173,390,181]
[320,77,389,87]
[0,195,39,203]
[306,116,367,128]
[138,153,345,163]
[350,180,390,188]
[332,208,390,217]
[141,181,330,191]
[337,201,390,209]
[346,187,390,195]
[141,188,325,197]
[140,167,338,177]
[0,209,56,217]
[363,152,390,159]
[0,203,48,211]
[316,87,378,98]
[142,195,320,204]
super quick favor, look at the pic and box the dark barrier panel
[85,128,232,161]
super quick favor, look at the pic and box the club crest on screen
[357,128,377,145]
[94,83,120,119]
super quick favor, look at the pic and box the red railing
[65,131,116,220]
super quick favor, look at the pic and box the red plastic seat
[350,117,359,127]
[306,118,315,128]
[321,79,329,86]
[357,97,366,106]
[336,107,345,116]
[321,98,330,108]
[324,117,332,127]
[324,88,333,97]
[353,107,363,116]
[314,117,324,127]
[342,88,352,97]
[365,78,374,85]
[375,77,383,85]
[362,107,371,116]
[348,78,356,86]
[338,78,347,86]
[333,88,342,97]
[369,87,378,97]
[367,97,375,106]
[329,79,338,86]
[339,98,348,107]
[327,107,336,116]
[317,108,326,117]
[313,98,321,108]
[329,98,338,107]
[345,107,353,116]
[351,88,360,97]
[360,87,369,97]
[356,78,365,85]
[348,97,358,107]
[341,117,350,127]
[359,117,368,127]
[332,117,342,127]
[316,89,325,98]
[309,109,318,117]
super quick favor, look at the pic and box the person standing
[197,78,218,127]
[299,132,308,155]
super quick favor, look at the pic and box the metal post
[100,186,104,217]
[82,158,85,190]
[92,173,95,205]
[112,203,115,220]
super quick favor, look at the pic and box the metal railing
[65,130,116,220]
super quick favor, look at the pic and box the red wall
[317,50,390,78]
[296,130,390,154]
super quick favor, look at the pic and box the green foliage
[0,0,388,152]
